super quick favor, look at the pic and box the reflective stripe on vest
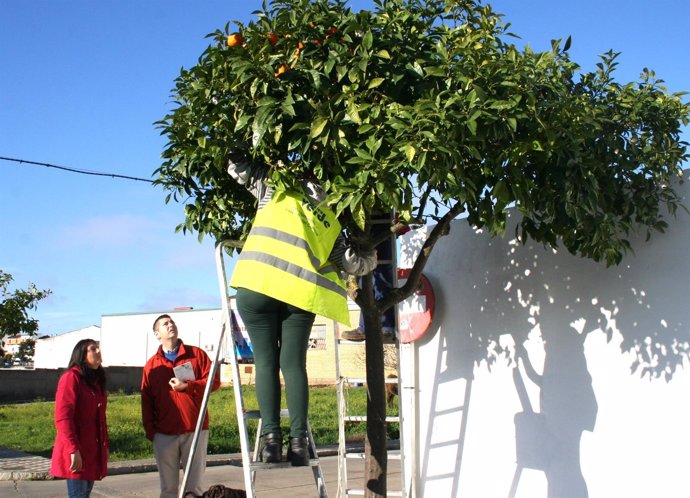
[230,191,350,325]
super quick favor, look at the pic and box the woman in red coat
[50,339,109,498]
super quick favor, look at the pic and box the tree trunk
[358,202,464,497]
[361,273,388,498]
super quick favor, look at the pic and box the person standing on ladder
[227,153,377,466]
[342,213,410,342]
[141,314,221,498]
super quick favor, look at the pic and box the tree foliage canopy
[0,270,51,339]
[155,0,688,266]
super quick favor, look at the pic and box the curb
[0,442,397,481]
[0,446,341,481]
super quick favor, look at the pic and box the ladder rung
[249,458,321,471]
[346,490,403,497]
[338,337,399,345]
[340,377,399,385]
[345,452,365,459]
[341,377,366,384]
[244,408,292,419]
[345,416,400,423]
[345,450,401,461]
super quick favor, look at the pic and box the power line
[0,156,155,184]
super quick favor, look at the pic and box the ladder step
[346,489,403,497]
[340,377,399,385]
[341,377,366,384]
[345,452,365,459]
[345,451,401,460]
[249,458,321,471]
[338,337,399,345]
[244,408,292,420]
[345,415,400,423]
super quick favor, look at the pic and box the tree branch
[379,200,465,312]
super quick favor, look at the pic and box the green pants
[236,287,315,438]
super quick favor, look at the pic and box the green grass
[0,386,398,461]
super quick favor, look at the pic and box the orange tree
[154,1,688,495]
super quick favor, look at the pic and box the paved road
[0,452,402,498]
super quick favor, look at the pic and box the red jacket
[50,366,108,481]
[141,340,221,441]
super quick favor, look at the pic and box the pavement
[0,446,402,497]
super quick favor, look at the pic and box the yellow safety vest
[230,190,350,325]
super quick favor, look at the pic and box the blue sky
[1,0,688,336]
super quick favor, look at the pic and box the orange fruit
[227,33,243,47]
[267,32,279,46]
[297,41,305,50]
[274,64,290,78]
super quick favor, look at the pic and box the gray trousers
[153,430,208,498]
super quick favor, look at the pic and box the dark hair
[68,339,107,391]
[153,314,171,332]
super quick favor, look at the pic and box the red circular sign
[397,268,435,343]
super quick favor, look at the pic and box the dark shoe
[287,436,310,466]
[261,432,283,463]
[341,328,365,341]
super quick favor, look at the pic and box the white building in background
[33,326,101,368]
[33,309,223,370]
[33,304,345,386]
[99,308,223,368]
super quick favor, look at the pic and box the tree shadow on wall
[401,201,690,498]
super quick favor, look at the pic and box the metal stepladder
[199,239,329,498]
[333,215,409,498]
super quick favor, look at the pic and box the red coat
[50,366,109,481]
[141,341,221,441]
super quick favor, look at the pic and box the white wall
[99,308,223,367]
[400,172,690,498]
[33,326,101,369]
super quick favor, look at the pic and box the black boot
[288,436,310,466]
[261,432,283,463]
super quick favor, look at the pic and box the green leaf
[310,117,328,138]
[493,180,509,203]
[467,119,477,135]
[352,201,366,230]
[405,144,416,162]
[346,102,362,124]
[368,77,385,89]
[362,30,373,50]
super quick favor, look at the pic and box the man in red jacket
[141,314,221,498]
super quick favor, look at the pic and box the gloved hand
[342,247,377,276]
[226,152,252,185]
